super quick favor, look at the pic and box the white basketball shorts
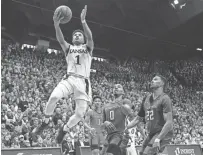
[56,75,92,103]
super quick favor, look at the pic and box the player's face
[72,32,85,45]
[93,98,102,108]
[150,76,164,89]
[113,84,124,95]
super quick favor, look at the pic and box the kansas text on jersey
[66,44,92,78]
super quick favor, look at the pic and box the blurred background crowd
[1,38,203,153]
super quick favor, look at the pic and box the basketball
[54,5,72,24]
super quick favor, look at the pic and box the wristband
[154,138,160,143]
[82,20,86,24]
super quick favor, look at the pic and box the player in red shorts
[84,96,105,155]
[126,75,173,155]
[100,84,135,155]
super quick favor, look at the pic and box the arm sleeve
[103,108,106,123]
[137,97,146,118]
[162,95,172,113]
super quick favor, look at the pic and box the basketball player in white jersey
[125,110,146,155]
[43,5,94,144]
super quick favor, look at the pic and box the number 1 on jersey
[75,55,80,65]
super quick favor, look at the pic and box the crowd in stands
[1,38,203,153]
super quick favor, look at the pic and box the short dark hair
[154,74,168,90]
[72,29,85,37]
[93,96,102,102]
[72,29,86,44]
[155,74,167,85]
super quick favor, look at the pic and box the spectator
[1,38,203,149]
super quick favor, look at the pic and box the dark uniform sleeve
[137,97,146,118]
[162,95,172,113]
[102,108,106,123]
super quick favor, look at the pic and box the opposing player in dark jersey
[101,84,134,155]
[126,75,173,155]
[84,96,104,155]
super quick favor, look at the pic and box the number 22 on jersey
[146,110,154,121]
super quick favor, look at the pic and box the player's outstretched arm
[126,116,143,130]
[125,98,145,130]
[53,11,70,54]
[81,5,94,55]
[83,110,96,136]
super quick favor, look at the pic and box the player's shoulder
[103,103,115,109]
[161,93,171,102]
[123,98,131,104]
[86,108,94,115]
[103,103,111,109]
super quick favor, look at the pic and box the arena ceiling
[2,0,203,60]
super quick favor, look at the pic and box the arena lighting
[196,48,202,51]
[30,45,35,48]
[21,44,29,49]
[170,0,187,10]
[47,49,52,53]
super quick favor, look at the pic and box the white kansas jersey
[66,44,92,78]
[127,119,137,146]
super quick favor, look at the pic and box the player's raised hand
[53,11,64,26]
[81,5,87,22]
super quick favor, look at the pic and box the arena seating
[1,38,203,154]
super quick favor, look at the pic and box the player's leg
[45,80,72,116]
[143,133,172,155]
[91,134,100,155]
[106,134,122,155]
[100,141,108,155]
[99,132,106,155]
[157,133,172,153]
[35,79,72,136]
[139,135,151,155]
[64,77,91,128]
[66,99,88,128]
[56,99,88,144]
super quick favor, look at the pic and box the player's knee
[75,100,88,118]
[92,149,99,155]
[49,90,62,101]
[75,108,85,119]
[107,144,121,155]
